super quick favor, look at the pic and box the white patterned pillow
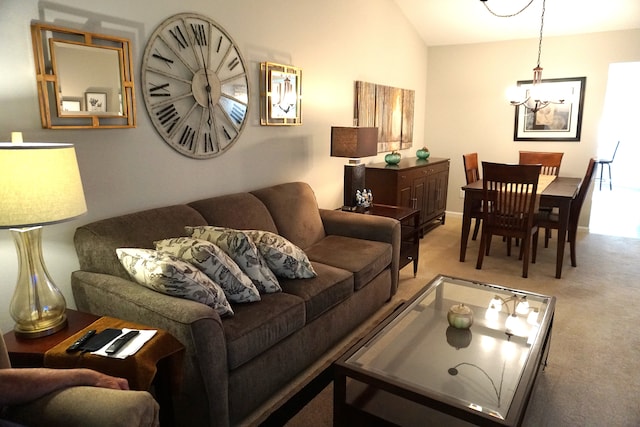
[244,230,317,279]
[116,248,233,317]
[154,237,261,303]
[185,226,281,294]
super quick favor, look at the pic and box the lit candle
[11,132,23,143]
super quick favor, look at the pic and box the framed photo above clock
[141,13,249,159]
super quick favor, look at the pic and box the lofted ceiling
[393,0,640,46]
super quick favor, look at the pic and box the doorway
[589,62,640,239]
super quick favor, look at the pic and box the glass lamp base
[14,314,67,338]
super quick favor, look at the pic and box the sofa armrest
[71,271,231,427]
[4,386,159,427]
[319,208,401,294]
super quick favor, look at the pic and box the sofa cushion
[279,262,353,322]
[115,248,233,316]
[243,230,317,279]
[154,237,261,304]
[304,235,392,290]
[188,192,279,233]
[250,182,326,250]
[223,292,305,370]
[186,226,281,294]
[74,205,208,280]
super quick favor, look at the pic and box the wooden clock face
[142,13,249,159]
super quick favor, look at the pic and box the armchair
[0,330,159,427]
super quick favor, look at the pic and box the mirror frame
[31,22,136,129]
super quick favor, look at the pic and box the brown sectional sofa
[71,182,400,426]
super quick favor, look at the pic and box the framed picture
[61,97,82,112]
[85,92,107,113]
[260,62,302,126]
[513,77,586,141]
[355,81,414,153]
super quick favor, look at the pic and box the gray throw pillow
[244,230,317,279]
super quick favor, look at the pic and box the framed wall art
[260,62,302,126]
[354,81,414,153]
[85,92,108,113]
[513,77,586,141]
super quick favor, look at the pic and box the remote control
[105,330,140,355]
[66,329,97,353]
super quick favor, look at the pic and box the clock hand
[198,45,215,128]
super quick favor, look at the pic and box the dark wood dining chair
[595,141,619,190]
[519,151,564,176]
[463,152,482,240]
[519,150,564,245]
[534,158,597,268]
[476,162,541,278]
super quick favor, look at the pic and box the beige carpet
[267,216,640,426]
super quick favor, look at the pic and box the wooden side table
[3,308,184,427]
[366,204,421,277]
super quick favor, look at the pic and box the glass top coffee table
[333,274,555,426]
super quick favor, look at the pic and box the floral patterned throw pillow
[154,237,261,303]
[185,226,281,294]
[116,248,233,316]
[243,230,317,279]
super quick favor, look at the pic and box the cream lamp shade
[0,142,87,338]
[0,143,87,227]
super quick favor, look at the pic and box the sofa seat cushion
[224,292,305,370]
[304,235,392,291]
[279,262,353,322]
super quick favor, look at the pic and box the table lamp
[0,139,87,338]
[330,126,378,210]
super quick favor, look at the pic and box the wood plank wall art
[354,81,414,153]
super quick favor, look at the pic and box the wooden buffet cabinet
[365,157,450,234]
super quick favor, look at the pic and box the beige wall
[0,0,428,331]
[425,29,640,219]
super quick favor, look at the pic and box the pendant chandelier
[481,0,564,112]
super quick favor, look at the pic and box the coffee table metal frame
[333,274,555,427]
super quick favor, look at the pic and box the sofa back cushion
[188,192,278,233]
[250,182,326,249]
[74,205,207,279]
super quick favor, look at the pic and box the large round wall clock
[142,13,249,159]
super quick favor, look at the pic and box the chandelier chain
[481,0,536,18]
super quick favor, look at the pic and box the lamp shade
[330,127,378,159]
[0,142,87,228]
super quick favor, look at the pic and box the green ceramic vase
[416,147,430,160]
[385,151,401,165]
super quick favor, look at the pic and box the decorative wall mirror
[31,22,135,129]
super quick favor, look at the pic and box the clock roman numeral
[191,24,207,46]
[152,50,174,66]
[156,104,180,133]
[203,132,215,153]
[227,57,240,71]
[222,126,231,140]
[216,36,223,53]
[149,83,170,97]
[169,26,189,49]
[178,125,196,150]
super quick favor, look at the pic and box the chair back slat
[483,162,541,234]
[519,151,564,176]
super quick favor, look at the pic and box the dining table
[460,176,582,278]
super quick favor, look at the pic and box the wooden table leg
[554,202,571,279]
[460,191,473,262]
